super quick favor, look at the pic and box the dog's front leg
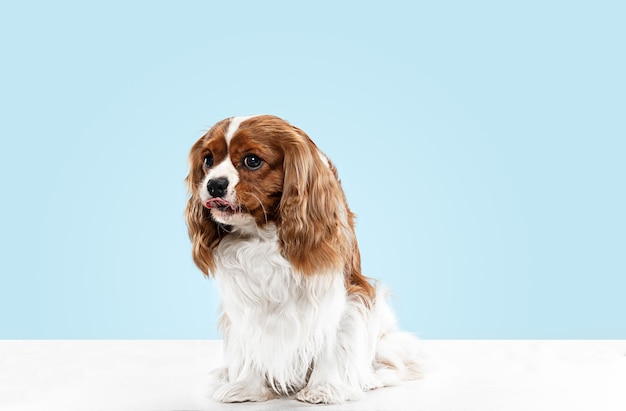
[295,336,364,404]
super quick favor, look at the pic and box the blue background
[1,1,624,339]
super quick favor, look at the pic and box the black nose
[207,177,229,198]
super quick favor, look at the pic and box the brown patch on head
[227,117,287,225]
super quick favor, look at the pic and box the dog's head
[185,115,355,277]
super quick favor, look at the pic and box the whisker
[249,193,269,225]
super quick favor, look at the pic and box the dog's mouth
[204,198,241,214]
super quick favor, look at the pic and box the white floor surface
[1,340,625,411]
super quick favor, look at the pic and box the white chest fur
[214,225,346,393]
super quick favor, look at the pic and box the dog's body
[186,115,420,404]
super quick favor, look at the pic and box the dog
[185,115,421,404]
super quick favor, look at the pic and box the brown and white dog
[185,115,420,404]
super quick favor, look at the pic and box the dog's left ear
[278,126,352,276]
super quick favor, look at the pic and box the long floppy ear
[278,127,353,276]
[185,138,221,276]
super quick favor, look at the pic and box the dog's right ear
[185,137,221,276]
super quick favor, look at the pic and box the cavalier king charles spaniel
[185,115,421,404]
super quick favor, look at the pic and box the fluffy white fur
[209,223,420,403]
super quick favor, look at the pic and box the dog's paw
[296,383,363,404]
[212,380,274,403]
[362,376,385,391]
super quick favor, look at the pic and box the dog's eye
[243,154,263,170]
[203,153,214,168]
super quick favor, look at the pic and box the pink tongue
[205,198,233,209]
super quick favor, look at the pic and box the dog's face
[192,116,286,228]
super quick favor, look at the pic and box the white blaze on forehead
[225,115,260,145]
